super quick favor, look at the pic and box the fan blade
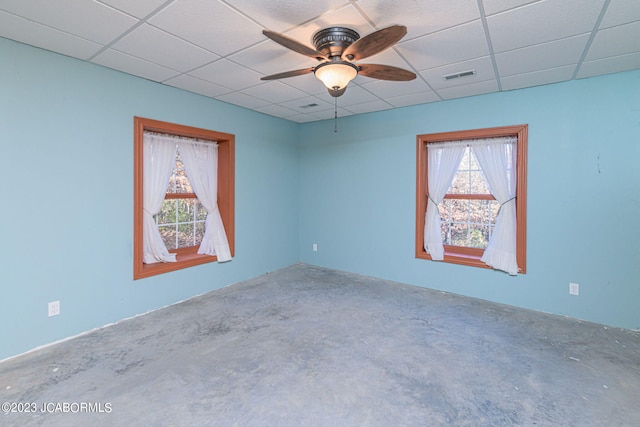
[261,68,315,81]
[358,64,416,81]
[263,30,327,61]
[342,25,407,61]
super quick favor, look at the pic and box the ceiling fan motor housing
[312,27,360,58]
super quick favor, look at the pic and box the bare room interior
[1,0,639,426]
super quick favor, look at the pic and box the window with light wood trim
[415,125,527,273]
[134,117,235,280]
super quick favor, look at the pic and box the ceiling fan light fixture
[314,61,359,92]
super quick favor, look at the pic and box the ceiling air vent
[299,103,319,109]
[442,70,476,81]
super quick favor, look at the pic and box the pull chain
[333,96,338,133]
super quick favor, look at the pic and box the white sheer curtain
[143,133,178,264]
[424,141,466,260]
[471,136,518,275]
[178,140,232,262]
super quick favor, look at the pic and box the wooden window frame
[415,125,527,273]
[133,117,235,280]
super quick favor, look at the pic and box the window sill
[135,248,217,279]
[416,248,490,270]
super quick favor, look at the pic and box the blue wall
[2,36,639,361]
[0,38,300,360]
[299,69,640,330]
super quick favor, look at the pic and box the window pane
[469,171,490,193]
[446,147,491,195]
[439,199,499,248]
[158,225,177,250]
[196,201,207,221]
[177,223,195,248]
[450,171,469,194]
[157,200,177,225]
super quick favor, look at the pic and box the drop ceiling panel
[495,34,589,77]
[420,56,495,90]
[357,0,481,39]
[501,65,576,91]
[111,24,219,72]
[482,0,539,16]
[285,4,373,44]
[599,0,640,28]
[437,79,499,100]
[577,52,640,79]
[91,48,181,82]
[241,81,308,103]
[585,20,640,61]
[0,0,138,44]
[148,0,264,56]
[360,78,433,99]
[397,20,489,71]
[0,11,102,60]
[224,0,349,32]
[164,74,232,97]
[189,59,264,90]
[487,0,606,53]
[98,0,170,19]
[229,40,317,76]
[385,91,440,108]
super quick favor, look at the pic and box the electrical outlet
[569,283,579,296]
[312,243,318,252]
[48,301,60,317]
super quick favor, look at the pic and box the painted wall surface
[299,69,640,330]
[0,38,300,360]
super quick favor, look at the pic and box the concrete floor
[2,264,640,426]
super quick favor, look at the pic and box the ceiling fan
[261,25,416,97]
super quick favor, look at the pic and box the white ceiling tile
[242,81,308,103]
[91,48,181,82]
[284,113,319,123]
[334,85,380,106]
[436,79,499,100]
[300,106,353,120]
[356,48,414,69]
[98,0,169,19]
[224,0,350,32]
[0,0,138,44]
[164,74,232,97]
[229,40,318,76]
[148,0,264,56]
[397,20,489,71]
[215,91,271,109]
[112,24,219,72]
[495,34,589,77]
[254,104,299,119]
[285,4,373,45]
[487,0,605,53]
[500,65,575,90]
[277,73,327,96]
[0,11,102,60]
[585,20,640,61]
[577,52,640,79]
[599,0,640,28]
[357,0,480,39]
[343,100,393,114]
[482,0,540,16]
[280,96,333,113]
[385,91,441,107]
[420,56,495,89]
[360,77,432,98]
[189,59,264,90]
